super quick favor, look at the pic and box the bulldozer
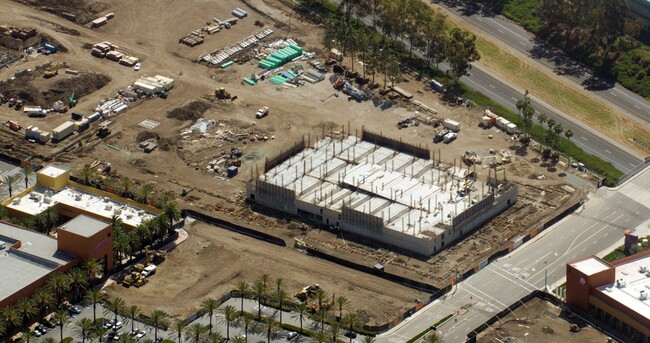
[43,63,58,78]
[145,250,166,265]
[294,284,321,302]
[215,87,232,100]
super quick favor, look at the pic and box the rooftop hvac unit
[105,204,112,211]
[641,265,649,273]
[75,193,82,201]
[126,213,133,219]
[44,196,52,204]
[103,197,110,202]
[605,287,613,293]
[45,189,53,197]
[616,279,627,288]
[12,198,20,205]
[641,290,648,301]
[29,192,39,200]
[114,208,122,215]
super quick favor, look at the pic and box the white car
[114,321,123,330]
[135,331,146,340]
[287,332,298,340]
[134,63,141,71]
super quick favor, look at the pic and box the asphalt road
[378,165,650,343]
[326,0,644,172]
[434,0,650,127]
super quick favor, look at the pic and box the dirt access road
[104,221,429,326]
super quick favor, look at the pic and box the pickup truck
[255,106,269,119]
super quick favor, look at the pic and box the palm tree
[31,288,55,318]
[92,325,108,343]
[274,278,283,293]
[138,184,154,204]
[232,336,246,343]
[362,337,376,343]
[20,165,34,189]
[22,329,34,343]
[294,302,308,333]
[310,330,327,343]
[46,272,71,305]
[200,298,219,334]
[30,213,47,233]
[328,322,341,343]
[155,191,175,207]
[83,259,102,285]
[84,288,106,322]
[74,318,95,343]
[118,333,134,343]
[422,332,441,343]
[220,305,238,340]
[342,313,360,343]
[314,289,328,312]
[251,280,266,319]
[162,201,181,234]
[127,305,141,333]
[54,309,69,342]
[536,113,547,159]
[79,164,95,186]
[235,281,250,314]
[206,332,223,343]
[239,315,253,343]
[172,320,187,343]
[2,306,22,340]
[184,323,208,343]
[335,296,349,321]
[258,274,272,291]
[564,128,573,171]
[261,317,279,343]
[42,206,59,234]
[118,177,135,198]
[41,337,57,343]
[68,268,89,302]
[316,308,329,333]
[14,297,36,330]
[149,310,169,341]
[273,288,290,324]
[105,297,126,322]
[3,174,20,198]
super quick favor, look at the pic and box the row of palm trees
[0,257,103,342]
[1,166,35,199]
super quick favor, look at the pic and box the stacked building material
[258,44,302,69]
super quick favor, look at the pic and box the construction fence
[264,137,306,172]
[361,128,430,160]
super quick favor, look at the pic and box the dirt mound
[166,101,211,121]
[13,0,109,24]
[0,73,111,107]
[136,131,160,142]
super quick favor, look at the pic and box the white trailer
[443,119,461,132]
[52,121,75,141]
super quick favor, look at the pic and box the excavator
[68,91,78,108]
[43,63,58,78]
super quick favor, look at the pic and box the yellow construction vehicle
[43,63,58,78]
[215,87,232,100]
[145,250,166,265]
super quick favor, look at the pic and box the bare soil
[477,297,608,343]
[104,221,428,325]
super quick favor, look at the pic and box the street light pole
[524,332,529,343]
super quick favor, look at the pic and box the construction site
[0,0,589,327]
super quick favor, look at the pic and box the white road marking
[633,105,641,109]
[489,84,496,89]
[609,91,617,97]
[519,41,525,46]
[630,163,637,167]
[511,97,518,101]
[605,150,611,154]
[497,29,504,34]
[476,17,483,22]
[581,136,588,141]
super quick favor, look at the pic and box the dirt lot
[477,297,609,343]
[0,0,597,325]
[104,221,428,325]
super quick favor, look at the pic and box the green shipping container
[289,45,303,54]
[243,77,256,85]
[220,61,235,69]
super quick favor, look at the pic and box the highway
[378,165,650,343]
[328,1,645,173]
[433,0,650,127]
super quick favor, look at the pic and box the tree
[31,288,56,318]
[207,332,223,343]
[42,206,59,234]
[184,323,208,343]
[553,123,564,153]
[74,318,94,343]
[14,298,36,330]
[536,113,548,159]
[328,323,341,343]
[20,166,34,189]
[162,201,181,235]
[310,329,327,343]
[149,310,169,341]
[46,272,71,305]
[173,320,187,343]
[239,315,253,343]
[22,329,34,343]
[84,288,106,322]
[362,337,376,343]
[235,281,250,314]
[42,338,57,343]
[293,302,308,333]
[423,10,448,69]
[200,298,219,334]
[314,289,328,311]
[106,297,126,323]
[232,336,246,343]
[446,27,480,81]
[422,332,441,343]
[342,312,360,343]
[127,305,141,333]
[2,306,22,340]
[83,258,102,285]
[316,308,329,333]
[220,305,237,340]
[273,288,290,324]
[3,174,20,198]
[564,129,574,171]
[252,280,266,319]
[118,177,135,198]
[335,296,349,321]
[54,309,69,342]
[92,325,108,343]
[117,333,134,343]
[137,184,154,204]
[78,164,95,186]
[29,213,47,233]
[261,317,279,343]
[68,268,88,303]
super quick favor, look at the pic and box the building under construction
[247,130,517,256]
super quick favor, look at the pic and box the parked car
[68,305,82,315]
[155,338,163,343]
[32,329,42,337]
[135,330,146,340]
[287,332,299,340]
[344,332,357,339]
[114,321,123,330]
[134,63,141,71]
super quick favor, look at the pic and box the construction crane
[68,91,77,108]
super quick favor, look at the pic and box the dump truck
[255,106,269,119]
